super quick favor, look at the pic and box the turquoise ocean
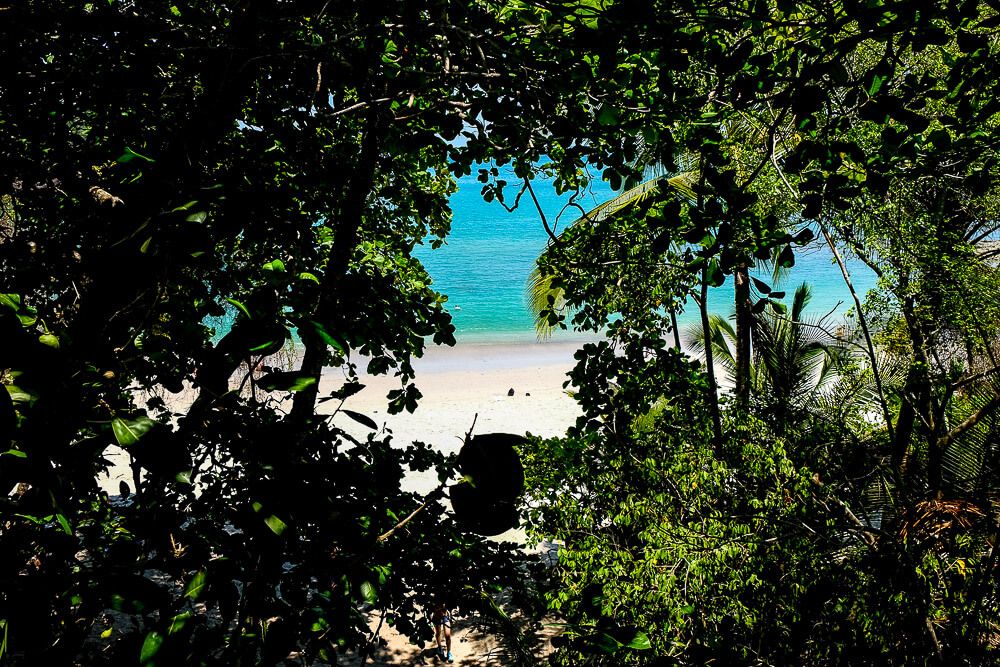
[416,170,879,344]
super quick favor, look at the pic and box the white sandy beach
[319,339,585,493]
[99,339,587,494]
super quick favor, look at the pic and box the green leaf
[264,514,287,536]
[309,320,346,354]
[706,259,725,287]
[359,580,377,603]
[55,513,71,535]
[140,630,164,663]
[184,571,207,601]
[776,245,795,269]
[185,211,207,223]
[111,417,156,447]
[6,386,37,405]
[597,106,619,126]
[171,200,198,212]
[39,333,59,348]
[326,382,365,401]
[0,293,21,311]
[262,259,286,272]
[624,631,652,650]
[594,632,624,653]
[867,72,888,97]
[793,227,814,244]
[342,409,378,430]
[0,293,37,327]
[257,371,318,392]
[750,277,771,294]
[1,449,27,458]
[298,272,320,283]
[248,339,283,353]
[117,146,156,163]
[168,611,192,635]
[226,298,252,320]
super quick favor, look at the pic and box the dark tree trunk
[733,264,752,407]
[289,5,385,423]
[289,109,385,423]
[895,292,935,489]
[670,308,682,350]
[700,267,724,447]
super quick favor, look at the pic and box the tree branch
[376,481,447,543]
[936,394,1000,452]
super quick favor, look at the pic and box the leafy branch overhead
[3,0,1000,665]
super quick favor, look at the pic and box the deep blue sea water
[416,170,879,344]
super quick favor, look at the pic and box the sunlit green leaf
[112,417,156,447]
[226,298,252,320]
[116,146,156,163]
[359,580,377,603]
[139,630,163,663]
[55,513,71,535]
[625,631,651,650]
[257,371,317,392]
[264,514,287,536]
[184,571,207,600]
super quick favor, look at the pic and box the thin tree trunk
[670,308,682,351]
[772,161,893,444]
[290,113,384,422]
[901,307,938,490]
[819,223,895,443]
[699,267,723,447]
[733,264,752,407]
[895,292,934,487]
[289,5,385,423]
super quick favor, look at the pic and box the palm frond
[526,267,566,339]
[940,388,1000,495]
[566,172,696,230]
[526,169,698,335]
[685,314,738,384]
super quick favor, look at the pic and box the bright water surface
[416,170,879,344]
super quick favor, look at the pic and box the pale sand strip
[98,339,587,496]
[319,340,586,494]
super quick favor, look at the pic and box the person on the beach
[431,598,454,662]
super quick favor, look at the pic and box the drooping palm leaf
[527,171,697,337]
[684,314,738,381]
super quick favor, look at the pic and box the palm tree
[685,282,846,425]
[525,168,697,339]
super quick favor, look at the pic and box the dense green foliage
[519,0,1000,665]
[0,1,635,663]
[3,0,1000,665]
